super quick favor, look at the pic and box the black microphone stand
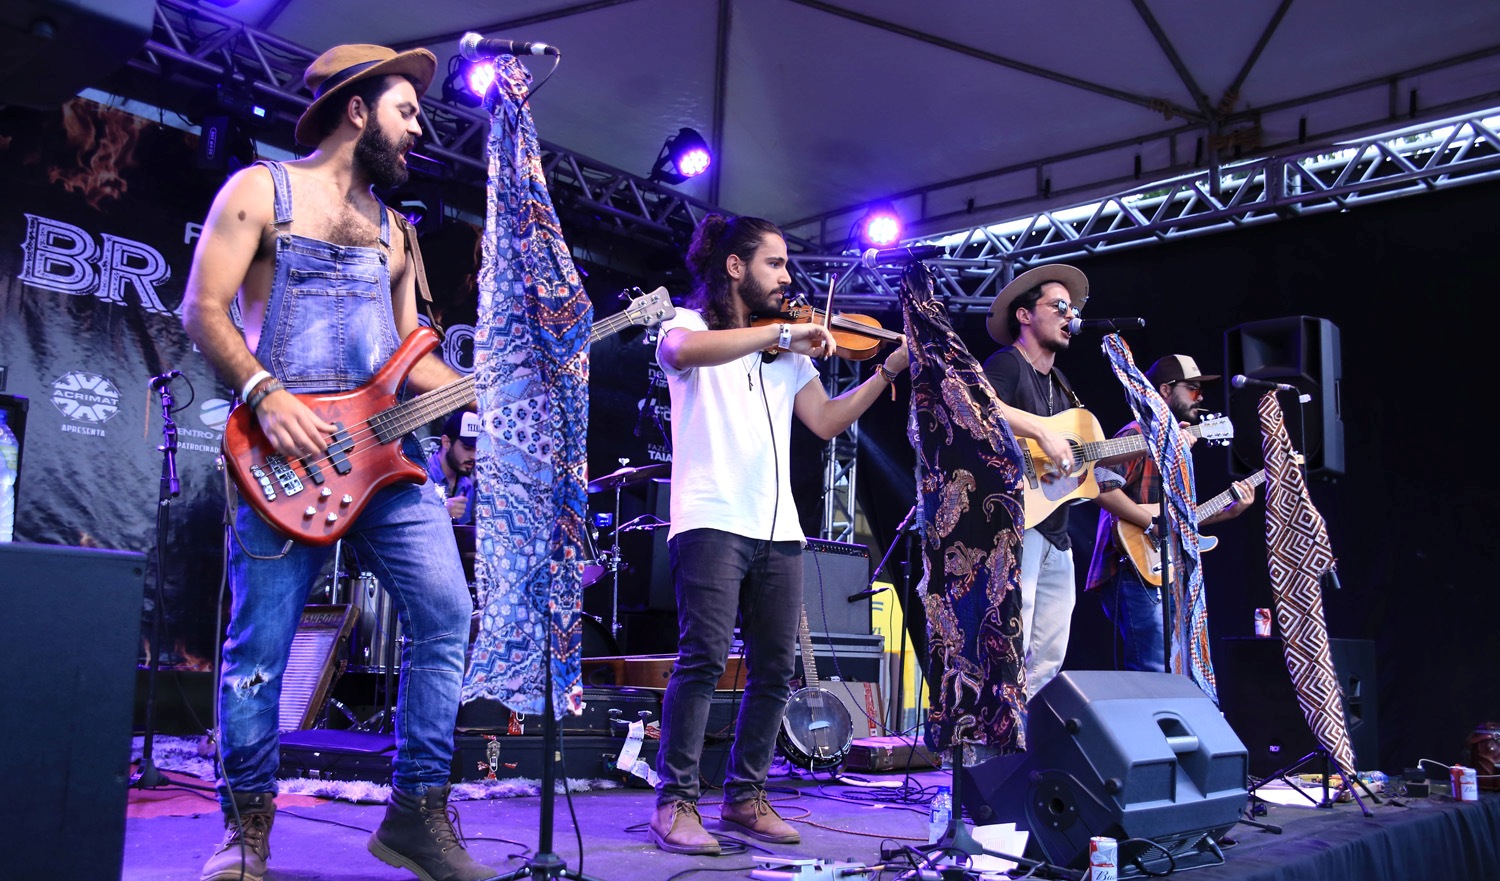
[865,505,916,734]
[495,614,605,881]
[133,374,181,790]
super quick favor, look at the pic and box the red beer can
[1451,764,1478,801]
[1253,608,1273,638]
[1088,836,1118,881]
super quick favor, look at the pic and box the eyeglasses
[1043,299,1080,319]
[1168,381,1204,399]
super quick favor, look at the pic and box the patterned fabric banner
[898,264,1027,752]
[1258,393,1356,774]
[1102,336,1216,702]
[462,59,593,718]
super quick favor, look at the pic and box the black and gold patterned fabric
[899,263,1028,752]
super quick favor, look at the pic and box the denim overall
[218,161,470,803]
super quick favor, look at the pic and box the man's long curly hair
[684,214,783,330]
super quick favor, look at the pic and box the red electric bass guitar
[222,287,674,545]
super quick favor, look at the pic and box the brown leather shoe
[649,800,721,855]
[720,790,800,844]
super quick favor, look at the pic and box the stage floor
[118,747,1500,881]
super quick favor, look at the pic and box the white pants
[1019,528,1076,698]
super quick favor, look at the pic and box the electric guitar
[777,605,854,772]
[1017,410,1235,529]
[1113,469,1266,586]
[222,287,675,546]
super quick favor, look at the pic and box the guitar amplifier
[804,538,872,635]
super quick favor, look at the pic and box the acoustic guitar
[1113,469,1266,586]
[777,605,854,772]
[1017,410,1235,529]
[222,287,675,545]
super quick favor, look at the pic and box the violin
[750,302,903,361]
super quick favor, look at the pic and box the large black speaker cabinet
[1224,316,1343,478]
[961,671,1248,876]
[0,542,146,881]
[1215,636,1378,778]
[0,0,155,109]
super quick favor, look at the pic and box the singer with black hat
[1085,354,1259,672]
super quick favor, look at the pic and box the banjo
[777,604,854,771]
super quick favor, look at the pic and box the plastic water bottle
[927,784,952,844]
[0,410,17,542]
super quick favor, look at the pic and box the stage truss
[116,0,1500,540]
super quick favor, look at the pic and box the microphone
[1231,374,1298,392]
[859,244,945,268]
[847,586,889,603]
[1066,316,1145,334]
[459,32,560,59]
[149,370,182,390]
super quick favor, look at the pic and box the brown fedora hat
[295,44,437,148]
[984,263,1089,345]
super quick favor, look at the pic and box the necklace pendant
[748,374,754,391]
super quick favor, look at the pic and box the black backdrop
[854,178,1500,777]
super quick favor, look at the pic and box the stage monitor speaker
[1214,636,1378,778]
[803,538,872,635]
[0,542,146,881]
[1224,316,1343,478]
[0,0,155,109]
[961,671,1248,876]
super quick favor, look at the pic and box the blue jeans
[218,478,471,804]
[656,529,802,805]
[1099,565,1173,672]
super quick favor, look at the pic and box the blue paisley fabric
[461,58,593,718]
[898,264,1028,752]
[1101,335,1216,703]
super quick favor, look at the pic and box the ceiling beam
[392,0,648,53]
[1129,0,1216,120]
[783,0,1203,122]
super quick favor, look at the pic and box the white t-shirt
[657,308,821,542]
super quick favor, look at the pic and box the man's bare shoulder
[212,164,276,224]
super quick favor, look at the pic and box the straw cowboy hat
[295,44,437,147]
[984,264,1090,345]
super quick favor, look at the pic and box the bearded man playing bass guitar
[1084,355,1258,672]
[180,44,496,881]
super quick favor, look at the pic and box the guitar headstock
[1196,413,1234,446]
[619,286,676,330]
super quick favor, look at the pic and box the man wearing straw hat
[181,43,495,881]
[981,264,1138,700]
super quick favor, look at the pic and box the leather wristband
[240,370,273,403]
[247,378,284,412]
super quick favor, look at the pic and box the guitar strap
[1053,368,1085,410]
[390,210,443,337]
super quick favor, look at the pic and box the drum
[580,523,606,589]
[349,572,403,673]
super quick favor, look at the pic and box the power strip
[750,856,876,881]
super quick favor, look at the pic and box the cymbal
[587,461,670,493]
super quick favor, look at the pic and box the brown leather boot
[201,791,276,881]
[367,784,500,881]
[648,800,721,855]
[720,790,800,844]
